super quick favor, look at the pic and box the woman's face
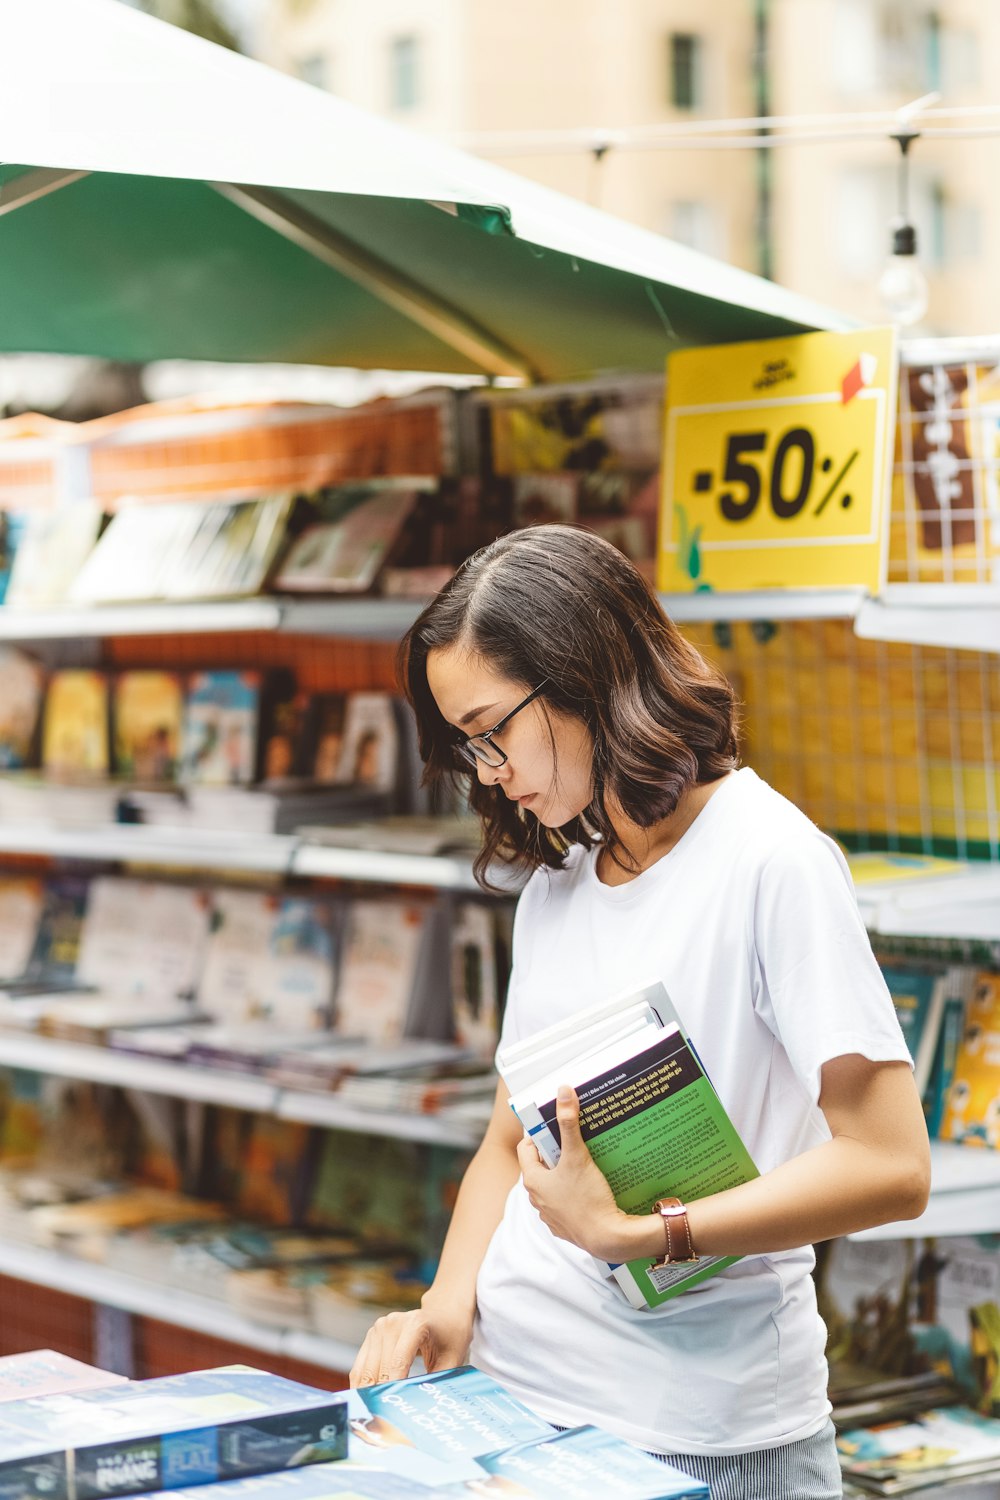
[427,645,594,828]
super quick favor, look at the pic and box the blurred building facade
[259,0,998,335]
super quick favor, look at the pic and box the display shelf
[273,1087,483,1148]
[0,598,424,643]
[850,1142,1000,1243]
[856,863,1000,943]
[291,842,481,891]
[659,589,866,624]
[0,823,490,889]
[0,1032,486,1150]
[855,585,1000,655]
[0,1237,357,1374]
[0,824,298,875]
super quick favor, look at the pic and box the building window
[668,33,702,110]
[389,35,420,110]
[296,54,328,91]
[668,200,722,259]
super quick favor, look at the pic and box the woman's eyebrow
[458,702,499,727]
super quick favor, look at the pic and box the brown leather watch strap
[651,1197,699,1267]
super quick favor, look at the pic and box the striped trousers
[655,1420,842,1500]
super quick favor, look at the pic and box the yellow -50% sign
[658,326,898,596]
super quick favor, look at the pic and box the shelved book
[500,980,758,1310]
[940,972,1000,1149]
[0,1366,348,1500]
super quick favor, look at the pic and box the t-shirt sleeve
[493,870,545,1066]
[751,831,913,1103]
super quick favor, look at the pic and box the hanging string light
[876,130,929,327]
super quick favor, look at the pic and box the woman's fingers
[350,1311,434,1387]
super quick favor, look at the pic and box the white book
[500,1005,664,1098]
[334,898,429,1043]
[498,977,679,1071]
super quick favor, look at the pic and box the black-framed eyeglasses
[453,680,549,769]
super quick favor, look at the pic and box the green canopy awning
[0,0,856,381]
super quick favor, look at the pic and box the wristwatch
[651,1197,699,1268]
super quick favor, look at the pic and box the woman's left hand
[516,1086,629,1261]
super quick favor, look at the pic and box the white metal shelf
[851,1142,1000,1242]
[0,1032,485,1150]
[0,823,486,889]
[0,1237,357,1373]
[855,585,1000,655]
[0,588,994,651]
[0,824,298,875]
[0,598,424,643]
[291,843,480,890]
[660,588,867,623]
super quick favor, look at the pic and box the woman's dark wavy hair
[398,524,740,890]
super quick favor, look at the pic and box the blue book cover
[475,1425,710,1499]
[880,965,946,1096]
[924,992,967,1138]
[146,1465,435,1500]
[181,671,261,786]
[0,1366,347,1500]
[347,1370,551,1488]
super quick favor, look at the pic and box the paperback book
[837,1404,1000,1494]
[940,972,1000,1149]
[112,672,184,782]
[41,671,110,778]
[501,981,758,1309]
[0,649,45,770]
[0,1365,348,1500]
[181,671,261,786]
[879,964,948,1099]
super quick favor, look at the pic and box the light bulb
[877,222,928,327]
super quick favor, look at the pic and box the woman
[351,525,930,1498]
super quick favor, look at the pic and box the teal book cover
[346,1370,551,1488]
[476,1425,710,1499]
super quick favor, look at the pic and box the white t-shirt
[469,767,912,1458]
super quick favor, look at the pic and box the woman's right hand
[349,1296,475,1388]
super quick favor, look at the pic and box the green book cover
[513,1025,758,1309]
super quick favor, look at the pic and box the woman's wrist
[591,1208,665,1264]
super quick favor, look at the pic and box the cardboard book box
[0,1366,347,1500]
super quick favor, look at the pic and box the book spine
[513,1102,561,1168]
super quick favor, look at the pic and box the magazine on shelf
[112,672,184,782]
[0,876,45,985]
[922,975,974,1139]
[336,694,400,795]
[334,899,450,1045]
[41,671,110,778]
[75,878,211,1003]
[836,1404,1000,1494]
[0,648,45,770]
[880,964,950,1099]
[450,901,503,1061]
[181,671,261,786]
[939,972,1000,1149]
[0,1353,127,1404]
[0,1365,348,1500]
[273,486,420,595]
[198,890,336,1030]
[3,503,104,610]
[296,816,482,856]
[500,980,758,1310]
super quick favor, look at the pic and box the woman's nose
[476,757,509,788]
